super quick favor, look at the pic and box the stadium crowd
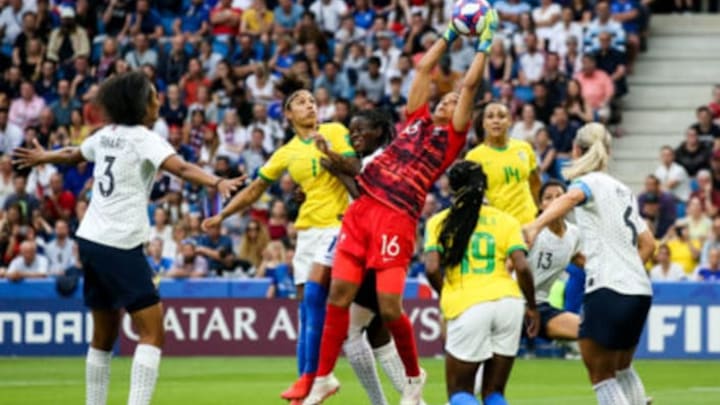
[638,84,720,282]
[0,0,716,299]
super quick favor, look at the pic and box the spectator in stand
[129,0,164,40]
[240,128,268,175]
[374,31,401,77]
[649,244,686,282]
[696,248,720,282]
[216,110,246,163]
[181,58,211,107]
[594,31,628,99]
[675,127,712,177]
[549,105,579,168]
[210,0,242,42]
[655,145,691,204]
[174,0,210,44]
[569,0,593,25]
[638,174,677,238]
[663,219,701,276]
[102,0,132,44]
[335,15,366,47]
[386,53,415,99]
[532,82,555,124]
[46,7,90,68]
[241,0,274,37]
[510,103,545,142]
[0,156,13,206]
[146,237,173,274]
[533,0,562,48]
[402,11,435,56]
[167,239,208,278]
[309,0,349,35]
[691,170,720,217]
[574,54,614,123]
[267,199,289,241]
[4,240,48,281]
[245,64,276,105]
[356,56,386,105]
[542,52,568,108]
[274,0,304,33]
[562,35,583,78]
[549,7,584,58]
[42,173,75,223]
[534,127,557,182]
[237,218,270,270]
[610,0,641,69]
[249,103,283,153]
[161,85,188,128]
[159,35,190,86]
[700,217,720,265]
[708,84,720,121]
[188,86,219,125]
[691,106,720,143]
[519,33,545,85]
[96,40,121,81]
[4,175,40,223]
[9,81,45,130]
[564,78,593,125]
[449,38,474,75]
[315,61,352,101]
[260,241,296,298]
[45,219,77,275]
[0,0,30,47]
[196,221,234,275]
[686,196,712,242]
[584,0,626,53]
[124,33,158,70]
[0,105,23,154]
[49,80,81,127]
[379,76,407,122]
[149,207,174,255]
[495,0,531,34]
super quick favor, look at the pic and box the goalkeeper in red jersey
[303,10,500,405]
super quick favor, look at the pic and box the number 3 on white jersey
[380,234,400,257]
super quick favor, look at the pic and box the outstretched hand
[12,139,47,169]
[201,215,223,232]
[216,175,247,199]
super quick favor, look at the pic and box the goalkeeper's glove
[443,22,460,45]
[476,9,500,54]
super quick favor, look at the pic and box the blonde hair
[562,122,611,180]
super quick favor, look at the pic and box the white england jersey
[528,222,581,304]
[570,172,651,296]
[77,125,176,249]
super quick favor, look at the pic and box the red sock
[385,314,420,377]
[316,304,349,377]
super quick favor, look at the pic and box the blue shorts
[579,288,651,350]
[538,302,565,340]
[78,237,160,313]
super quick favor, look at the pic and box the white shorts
[293,227,339,285]
[445,297,525,363]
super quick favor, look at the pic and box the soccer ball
[451,0,491,36]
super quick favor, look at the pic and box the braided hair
[438,161,488,268]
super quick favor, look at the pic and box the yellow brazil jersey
[424,206,527,320]
[465,139,538,225]
[258,123,354,229]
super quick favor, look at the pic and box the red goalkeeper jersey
[358,104,468,219]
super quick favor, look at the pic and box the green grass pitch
[1,357,719,404]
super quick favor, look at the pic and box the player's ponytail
[562,122,612,180]
[439,161,488,268]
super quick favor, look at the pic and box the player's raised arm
[13,139,86,168]
[202,178,270,230]
[406,37,449,114]
[451,9,498,133]
[160,155,246,200]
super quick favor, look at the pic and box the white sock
[373,340,406,394]
[593,378,630,405]
[473,365,483,395]
[86,347,112,405]
[128,344,162,405]
[344,335,388,405]
[616,367,647,405]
